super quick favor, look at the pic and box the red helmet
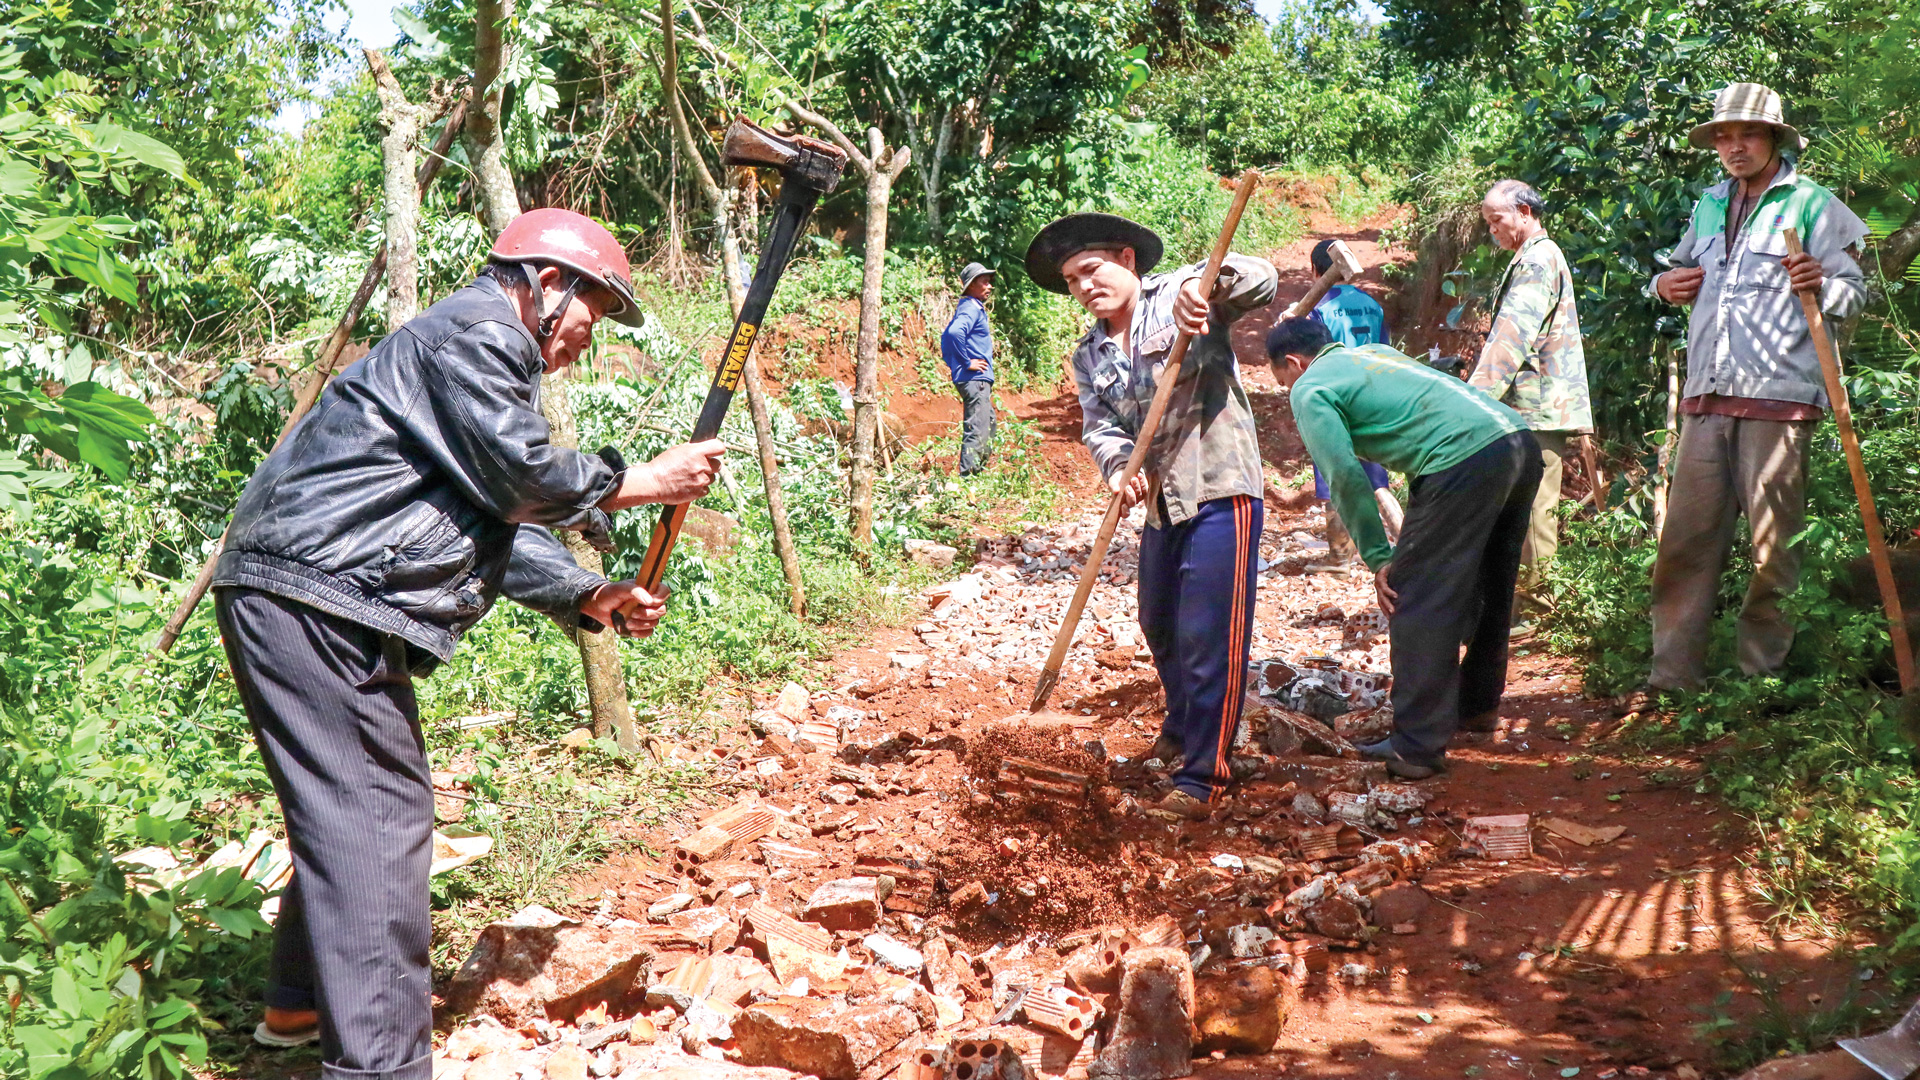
[488,208,644,327]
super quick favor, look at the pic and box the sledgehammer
[1281,238,1362,319]
[634,118,847,594]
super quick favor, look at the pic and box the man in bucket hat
[213,208,726,1078]
[943,261,998,475]
[1026,212,1276,820]
[1623,82,1870,710]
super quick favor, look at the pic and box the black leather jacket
[213,275,619,663]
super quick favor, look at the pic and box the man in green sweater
[1267,318,1542,778]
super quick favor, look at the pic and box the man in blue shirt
[942,262,996,475]
[1305,239,1403,561]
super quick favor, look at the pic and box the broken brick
[442,906,654,1024]
[730,999,918,1080]
[1464,813,1533,860]
[1021,985,1099,1041]
[672,802,778,875]
[1087,946,1194,1080]
[804,877,885,932]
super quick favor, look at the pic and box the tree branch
[784,100,872,176]
[1881,201,1920,284]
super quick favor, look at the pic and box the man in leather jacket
[212,209,723,1079]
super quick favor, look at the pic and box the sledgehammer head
[720,115,848,194]
[1324,238,1362,283]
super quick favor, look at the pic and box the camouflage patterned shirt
[1472,232,1593,434]
[1071,254,1278,528]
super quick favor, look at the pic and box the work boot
[1147,733,1182,767]
[1153,789,1213,821]
[253,1007,321,1049]
[1357,738,1446,780]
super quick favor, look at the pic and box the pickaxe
[1281,238,1363,319]
[634,117,847,593]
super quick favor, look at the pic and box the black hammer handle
[635,181,823,592]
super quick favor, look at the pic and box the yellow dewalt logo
[717,322,759,391]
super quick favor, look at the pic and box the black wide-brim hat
[1023,213,1164,295]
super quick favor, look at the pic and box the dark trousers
[1385,431,1542,763]
[957,379,995,475]
[215,588,434,1080]
[1139,495,1263,801]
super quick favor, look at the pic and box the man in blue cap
[943,262,997,475]
[1305,238,1402,564]
[1026,212,1277,820]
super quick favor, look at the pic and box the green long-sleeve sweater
[1289,343,1525,569]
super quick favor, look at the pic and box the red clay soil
[539,209,1869,1079]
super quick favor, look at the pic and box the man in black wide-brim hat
[1026,212,1277,821]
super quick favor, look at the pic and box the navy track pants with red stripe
[1138,494,1263,801]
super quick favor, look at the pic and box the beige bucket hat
[1689,82,1806,151]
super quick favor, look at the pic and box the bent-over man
[215,209,726,1079]
[1629,82,1868,706]
[1027,213,1277,819]
[1268,318,1539,779]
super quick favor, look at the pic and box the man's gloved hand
[582,580,670,638]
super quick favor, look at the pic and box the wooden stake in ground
[1784,227,1916,694]
[155,90,470,654]
[1029,170,1262,712]
[784,102,912,550]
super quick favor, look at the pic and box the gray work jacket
[1658,160,1869,407]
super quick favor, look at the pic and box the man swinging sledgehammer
[214,209,725,1077]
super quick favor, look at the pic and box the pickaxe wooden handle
[1785,227,1915,693]
[1029,170,1262,712]
[1281,238,1362,319]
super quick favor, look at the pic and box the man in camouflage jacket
[1471,179,1593,626]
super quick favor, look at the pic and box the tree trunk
[782,105,909,551]
[366,50,424,327]
[466,0,519,237]
[659,0,806,616]
[538,376,640,751]
[467,0,639,750]
[848,134,910,548]
[1881,201,1920,285]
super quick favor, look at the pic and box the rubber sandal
[252,1021,320,1049]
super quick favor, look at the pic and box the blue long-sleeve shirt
[941,295,993,384]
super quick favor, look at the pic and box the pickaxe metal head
[1324,238,1362,283]
[721,115,848,194]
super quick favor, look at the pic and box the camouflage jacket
[1071,254,1278,528]
[1472,232,1592,434]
